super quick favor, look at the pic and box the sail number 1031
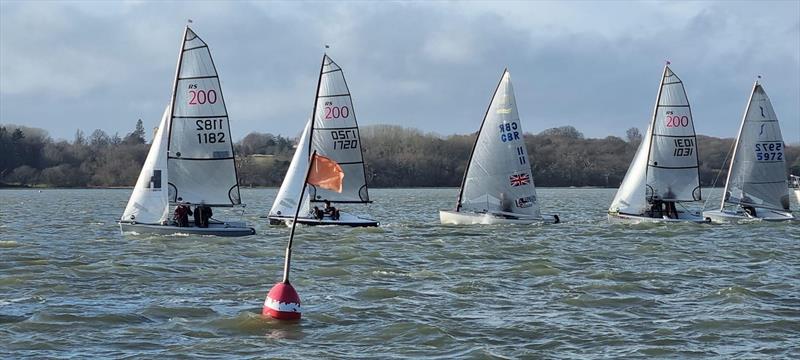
[196,119,226,144]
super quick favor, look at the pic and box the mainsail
[166,27,241,206]
[307,55,370,203]
[457,70,541,217]
[610,65,700,214]
[121,106,171,224]
[722,82,790,211]
[645,66,701,202]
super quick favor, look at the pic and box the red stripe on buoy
[263,282,301,320]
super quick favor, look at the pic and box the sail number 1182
[196,119,226,144]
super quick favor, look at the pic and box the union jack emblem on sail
[509,173,530,187]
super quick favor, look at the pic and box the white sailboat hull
[703,209,796,223]
[119,221,255,237]
[268,211,379,227]
[439,210,559,225]
[607,211,709,224]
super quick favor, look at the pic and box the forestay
[308,55,370,203]
[645,66,701,203]
[458,70,540,217]
[722,82,790,211]
[167,27,241,206]
[121,106,171,224]
[270,120,313,217]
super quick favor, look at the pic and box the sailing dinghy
[440,69,559,225]
[703,81,795,223]
[608,65,707,223]
[119,26,255,236]
[268,54,378,227]
[791,175,800,204]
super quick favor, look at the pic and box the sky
[1,0,799,143]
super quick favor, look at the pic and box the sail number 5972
[755,142,783,161]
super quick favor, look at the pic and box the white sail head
[459,70,541,217]
[167,27,241,206]
[122,106,171,224]
[308,54,370,203]
[609,122,653,214]
[723,82,790,211]
[270,119,313,217]
[646,66,701,203]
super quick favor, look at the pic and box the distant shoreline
[1,185,736,190]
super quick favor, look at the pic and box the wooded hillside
[1,123,798,188]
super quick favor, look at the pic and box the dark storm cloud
[1,1,798,143]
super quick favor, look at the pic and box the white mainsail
[722,82,790,211]
[458,70,541,217]
[646,66,701,202]
[166,27,241,206]
[269,119,312,217]
[609,65,701,214]
[307,55,370,204]
[121,106,171,224]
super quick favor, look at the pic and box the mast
[307,54,327,157]
[642,63,669,199]
[720,80,759,210]
[166,26,190,153]
[456,68,508,211]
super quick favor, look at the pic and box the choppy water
[1,188,798,358]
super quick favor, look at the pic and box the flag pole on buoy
[262,150,318,320]
[262,53,327,321]
[262,150,345,320]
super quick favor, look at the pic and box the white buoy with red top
[263,280,302,320]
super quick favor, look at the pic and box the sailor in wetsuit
[323,200,340,220]
[174,202,192,227]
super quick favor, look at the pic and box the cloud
[1,0,798,144]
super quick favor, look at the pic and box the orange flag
[307,154,344,193]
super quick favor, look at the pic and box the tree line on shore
[1,122,798,188]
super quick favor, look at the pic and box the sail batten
[458,70,541,217]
